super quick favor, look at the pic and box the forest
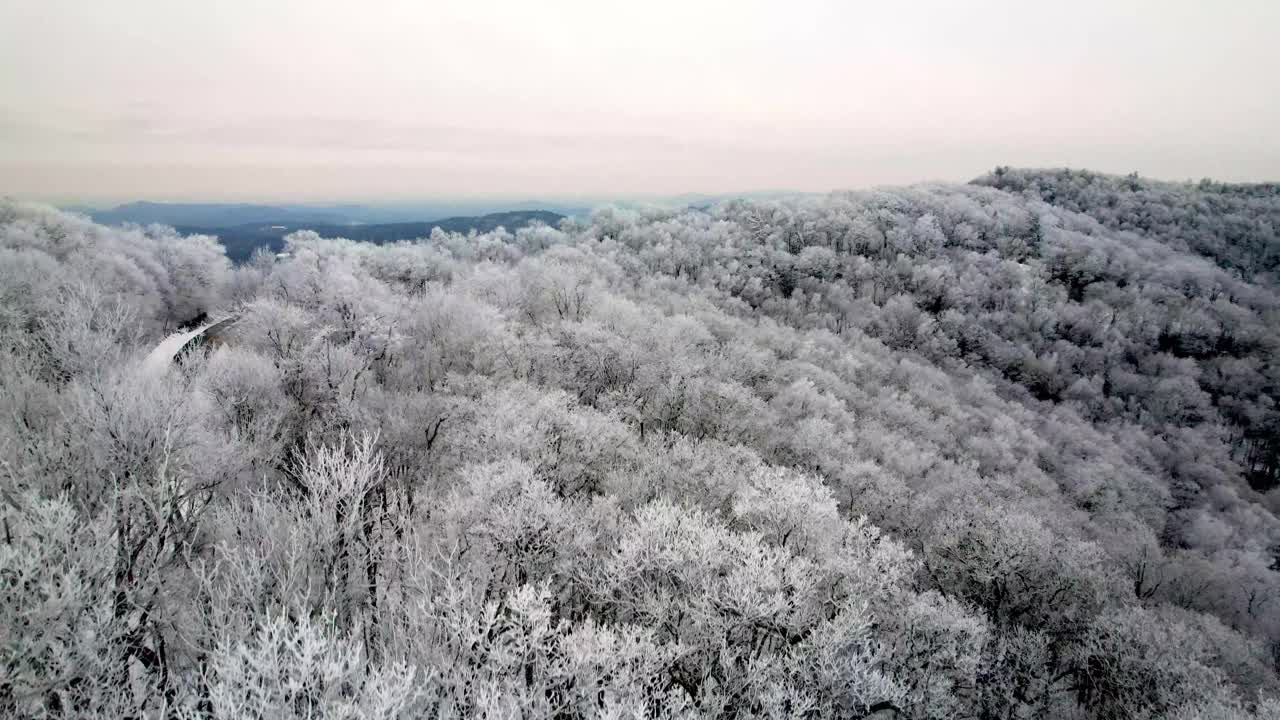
[2,168,1280,719]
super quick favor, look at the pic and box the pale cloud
[1,0,1277,201]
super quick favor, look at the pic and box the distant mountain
[85,201,353,227]
[66,194,807,230]
[178,210,566,262]
[70,200,588,228]
[298,202,589,224]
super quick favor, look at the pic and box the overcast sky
[1,0,1277,202]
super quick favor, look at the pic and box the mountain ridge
[176,210,567,262]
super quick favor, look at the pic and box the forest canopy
[2,168,1280,719]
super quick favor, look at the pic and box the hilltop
[3,168,1280,718]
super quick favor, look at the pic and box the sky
[1,0,1278,202]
